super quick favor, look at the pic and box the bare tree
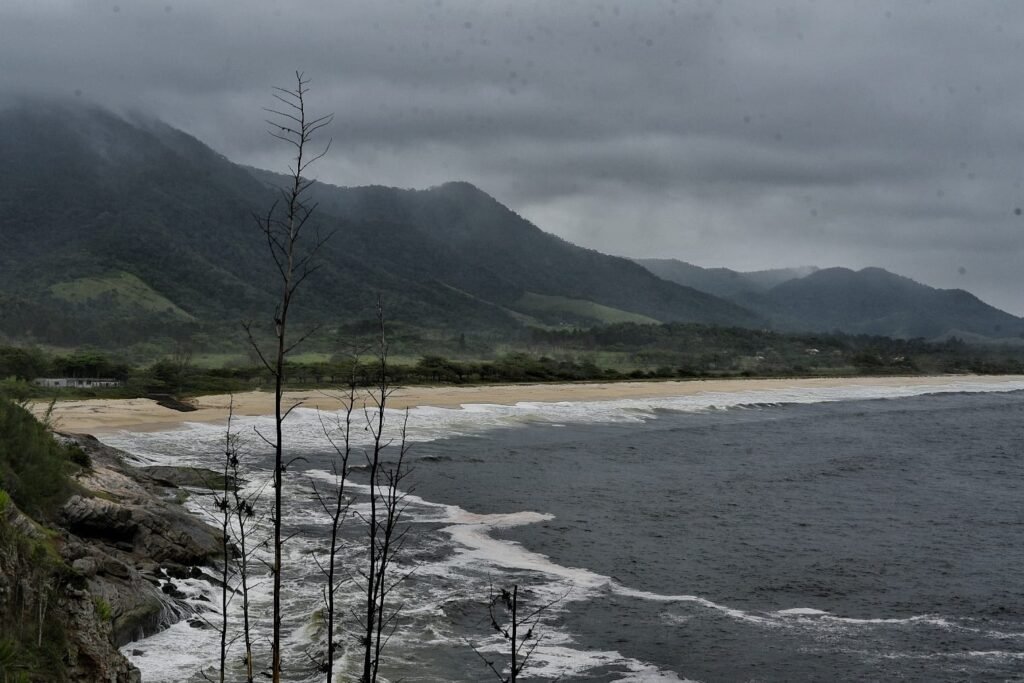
[36,577,53,650]
[356,300,414,683]
[470,584,563,683]
[204,398,265,683]
[243,71,333,683]
[309,347,360,682]
[170,339,194,394]
[213,403,236,683]
[229,427,262,683]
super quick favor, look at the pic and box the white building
[32,377,123,389]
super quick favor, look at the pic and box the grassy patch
[287,351,334,364]
[517,292,660,326]
[49,271,195,321]
[93,597,112,622]
[189,352,249,369]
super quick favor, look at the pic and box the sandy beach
[30,374,1024,434]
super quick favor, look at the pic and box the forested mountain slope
[0,100,761,346]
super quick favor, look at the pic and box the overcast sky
[3,0,1023,313]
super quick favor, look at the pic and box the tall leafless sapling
[220,397,265,682]
[212,404,236,683]
[203,398,265,683]
[356,300,414,683]
[243,71,333,683]
[309,345,361,681]
[470,584,564,683]
[228,424,262,683]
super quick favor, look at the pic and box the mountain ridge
[0,100,763,347]
[753,266,1024,339]
[638,258,1024,341]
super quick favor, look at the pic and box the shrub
[0,398,78,519]
[66,444,92,470]
[93,597,113,622]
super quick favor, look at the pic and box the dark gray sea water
[109,383,1024,682]
[406,390,1024,681]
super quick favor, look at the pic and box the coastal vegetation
[0,399,83,681]
[2,324,1023,405]
[0,490,72,683]
[0,398,83,520]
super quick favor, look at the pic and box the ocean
[103,380,1024,682]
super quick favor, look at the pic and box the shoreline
[31,374,1024,434]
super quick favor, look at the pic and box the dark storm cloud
[2,0,1022,313]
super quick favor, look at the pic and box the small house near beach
[33,377,123,389]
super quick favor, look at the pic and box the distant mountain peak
[763,266,1024,339]
[636,258,1023,340]
[431,180,484,193]
[635,258,818,299]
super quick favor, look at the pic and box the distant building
[33,377,123,389]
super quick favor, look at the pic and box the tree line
[4,328,1024,404]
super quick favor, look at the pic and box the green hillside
[0,100,763,350]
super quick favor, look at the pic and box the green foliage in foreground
[0,402,91,681]
[0,398,81,520]
[0,496,72,683]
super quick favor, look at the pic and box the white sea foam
[614,586,772,625]
[503,642,694,682]
[776,607,829,616]
[773,607,953,626]
[847,647,1024,661]
[304,471,701,680]
[961,650,1024,659]
[101,378,1024,463]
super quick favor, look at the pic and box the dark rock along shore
[35,434,222,682]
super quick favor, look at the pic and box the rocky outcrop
[59,435,223,649]
[137,465,234,491]
[0,432,226,682]
[0,500,141,682]
[63,495,138,542]
[60,579,143,683]
[62,488,220,565]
